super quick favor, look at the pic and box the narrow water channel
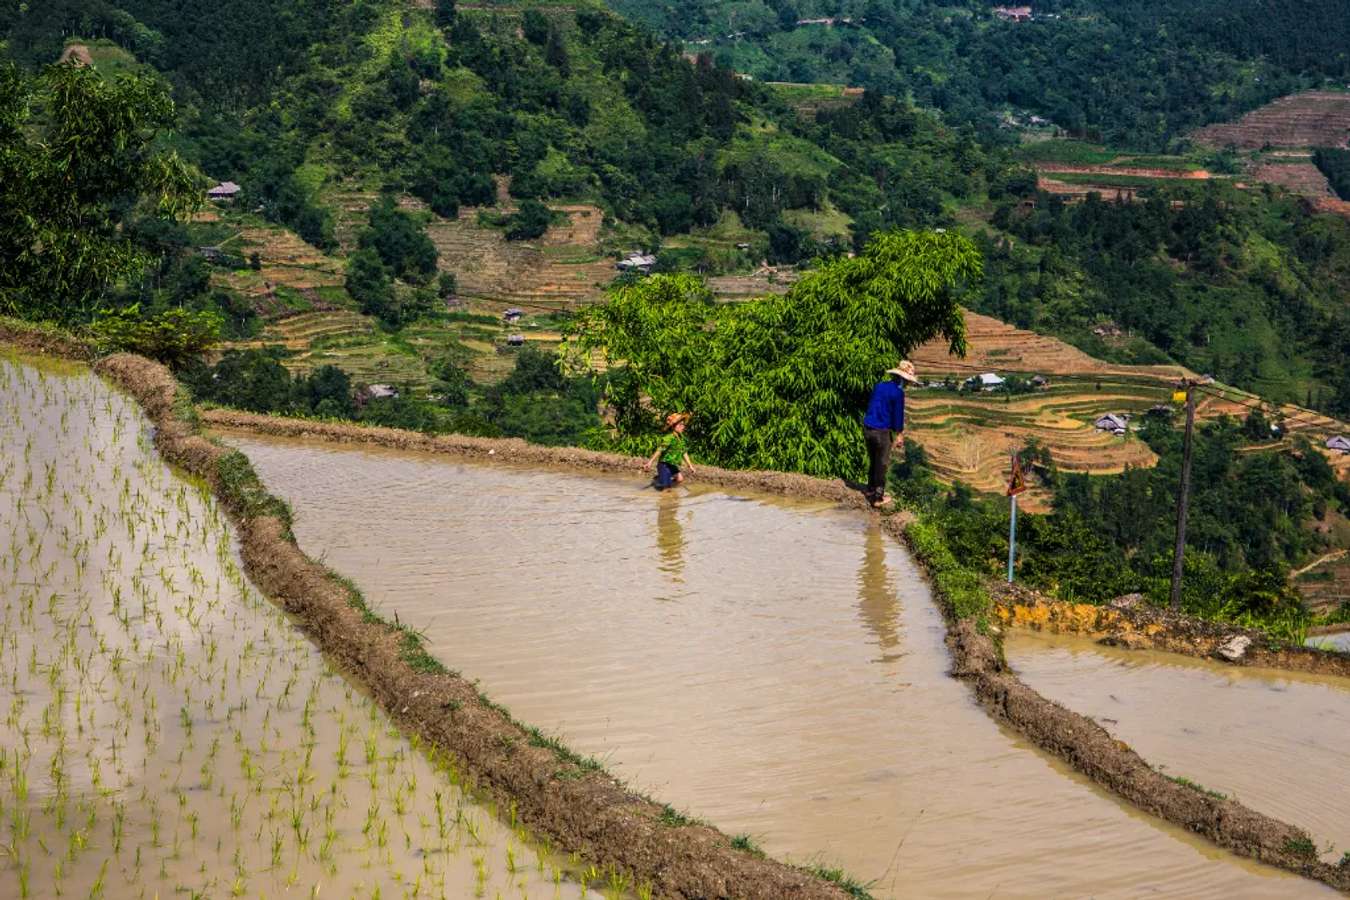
[233,432,1335,898]
[1005,630,1350,861]
[0,356,591,900]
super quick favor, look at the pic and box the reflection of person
[862,361,920,508]
[644,413,696,490]
[857,523,900,658]
[655,491,686,582]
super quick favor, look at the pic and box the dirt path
[1291,550,1349,581]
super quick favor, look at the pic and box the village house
[503,308,523,324]
[616,253,657,275]
[507,334,526,347]
[365,384,398,401]
[993,5,1032,23]
[1327,435,1350,454]
[207,181,242,202]
[1031,375,1049,389]
[965,372,1006,392]
[1095,413,1130,435]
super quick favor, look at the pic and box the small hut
[1094,413,1129,435]
[207,181,242,202]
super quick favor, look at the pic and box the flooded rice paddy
[234,432,1335,898]
[0,356,595,899]
[1310,630,1350,653]
[1005,630,1350,862]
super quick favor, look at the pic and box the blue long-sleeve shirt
[863,380,906,431]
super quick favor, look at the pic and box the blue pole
[1007,494,1018,583]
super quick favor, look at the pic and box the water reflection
[858,523,901,662]
[655,491,686,583]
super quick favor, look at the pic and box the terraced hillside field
[428,204,616,310]
[326,185,616,311]
[1191,91,1350,150]
[211,225,348,317]
[1248,156,1338,198]
[906,311,1349,507]
[223,307,547,387]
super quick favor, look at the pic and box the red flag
[1007,453,1028,497]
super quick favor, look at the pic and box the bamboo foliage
[565,229,981,478]
[0,63,197,323]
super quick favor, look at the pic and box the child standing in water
[644,413,695,489]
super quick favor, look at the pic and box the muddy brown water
[0,356,595,899]
[1006,630,1350,862]
[230,432,1336,898]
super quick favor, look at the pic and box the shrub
[89,306,221,369]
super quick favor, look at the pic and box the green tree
[345,248,394,319]
[504,199,554,241]
[0,63,196,323]
[89,306,222,369]
[359,196,438,283]
[565,229,980,478]
[296,365,355,418]
[434,0,456,29]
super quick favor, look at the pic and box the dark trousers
[655,461,680,489]
[864,427,894,503]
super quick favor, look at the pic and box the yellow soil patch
[708,266,798,300]
[911,310,1186,380]
[58,44,93,66]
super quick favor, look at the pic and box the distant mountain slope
[4,1,1350,415]
[607,0,1350,150]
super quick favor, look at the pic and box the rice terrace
[4,0,1350,897]
[3,324,1350,898]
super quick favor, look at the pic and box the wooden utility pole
[1169,378,1208,609]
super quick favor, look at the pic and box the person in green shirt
[644,412,696,490]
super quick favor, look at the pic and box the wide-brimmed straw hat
[664,412,690,429]
[886,360,921,384]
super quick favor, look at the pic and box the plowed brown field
[1191,91,1350,150]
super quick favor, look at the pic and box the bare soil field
[707,266,798,299]
[1249,160,1337,198]
[1037,163,1213,180]
[1191,91,1350,150]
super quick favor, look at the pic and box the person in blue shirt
[862,360,920,507]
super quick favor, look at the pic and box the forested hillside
[2,0,1350,415]
[610,0,1350,149]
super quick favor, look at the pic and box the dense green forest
[1314,148,1350,202]
[977,184,1350,414]
[609,0,1350,149]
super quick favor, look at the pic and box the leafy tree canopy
[0,63,196,323]
[566,229,979,477]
